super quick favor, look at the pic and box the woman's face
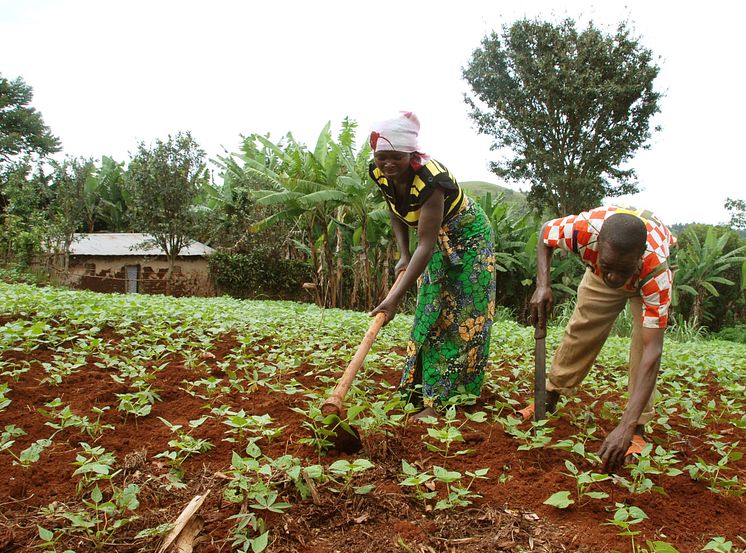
[373,151,412,181]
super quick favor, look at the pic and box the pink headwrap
[369,111,421,153]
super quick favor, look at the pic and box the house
[59,233,215,297]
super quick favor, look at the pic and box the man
[527,206,676,473]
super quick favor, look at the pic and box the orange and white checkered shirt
[543,206,677,328]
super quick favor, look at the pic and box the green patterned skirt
[401,199,496,407]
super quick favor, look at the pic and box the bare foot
[411,407,438,423]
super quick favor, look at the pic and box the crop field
[0,282,745,552]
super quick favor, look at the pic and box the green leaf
[702,537,733,552]
[466,411,487,423]
[251,530,269,553]
[432,465,461,482]
[401,459,417,476]
[119,483,141,510]
[73,462,112,476]
[351,459,374,471]
[134,523,175,539]
[645,541,681,553]
[627,506,648,522]
[328,460,351,473]
[303,465,323,479]
[543,491,575,509]
[18,438,52,465]
[298,190,347,207]
[245,440,262,458]
[37,525,54,542]
[346,404,365,421]
[256,190,303,207]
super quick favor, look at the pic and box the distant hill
[460,180,526,207]
[669,222,746,239]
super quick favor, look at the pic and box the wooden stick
[157,490,211,553]
[322,272,405,417]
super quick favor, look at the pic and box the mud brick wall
[62,256,215,297]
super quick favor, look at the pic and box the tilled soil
[1,330,744,553]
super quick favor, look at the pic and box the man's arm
[599,327,664,472]
[530,222,555,328]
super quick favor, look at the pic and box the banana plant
[480,193,583,322]
[230,121,380,309]
[96,156,130,232]
[673,226,746,325]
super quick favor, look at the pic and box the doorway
[125,265,139,294]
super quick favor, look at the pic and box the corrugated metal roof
[69,234,214,257]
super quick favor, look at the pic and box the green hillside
[461,180,526,206]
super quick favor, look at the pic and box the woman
[368,112,496,419]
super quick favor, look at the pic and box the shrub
[0,264,50,286]
[208,250,312,300]
[712,324,746,344]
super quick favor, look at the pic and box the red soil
[0,331,744,553]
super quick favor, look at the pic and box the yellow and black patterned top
[368,159,465,228]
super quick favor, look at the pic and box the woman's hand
[394,255,410,277]
[369,296,400,326]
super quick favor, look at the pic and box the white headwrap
[369,111,421,153]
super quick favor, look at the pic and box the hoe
[321,273,404,453]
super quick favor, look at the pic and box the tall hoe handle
[322,272,405,417]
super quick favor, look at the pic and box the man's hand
[530,285,554,329]
[598,423,636,473]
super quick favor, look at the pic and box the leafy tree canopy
[463,18,661,216]
[125,132,208,267]
[725,197,746,232]
[0,73,61,163]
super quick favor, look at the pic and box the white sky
[2,0,744,225]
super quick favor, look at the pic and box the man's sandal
[516,403,535,421]
[625,434,648,457]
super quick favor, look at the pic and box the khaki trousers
[547,270,655,425]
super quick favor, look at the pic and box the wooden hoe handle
[322,272,405,417]
[533,321,547,421]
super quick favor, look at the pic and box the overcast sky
[2,0,744,225]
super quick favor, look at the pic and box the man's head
[597,213,647,288]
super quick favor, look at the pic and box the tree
[44,157,96,271]
[0,74,61,164]
[463,18,661,216]
[125,132,208,277]
[725,197,746,232]
[0,162,52,266]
